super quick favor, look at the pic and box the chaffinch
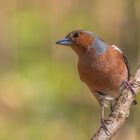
[56,30,136,131]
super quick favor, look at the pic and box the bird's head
[56,30,108,55]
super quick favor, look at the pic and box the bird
[56,30,136,131]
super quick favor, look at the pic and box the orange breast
[78,46,128,98]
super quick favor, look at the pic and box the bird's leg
[101,105,105,123]
[109,101,115,116]
[110,103,113,112]
[100,106,111,135]
[110,99,118,113]
[123,80,136,97]
[101,106,106,129]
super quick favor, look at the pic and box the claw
[101,119,111,136]
[123,81,136,97]
[131,81,140,88]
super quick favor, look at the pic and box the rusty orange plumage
[56,30,136,130]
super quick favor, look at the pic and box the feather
[122,54,131,80]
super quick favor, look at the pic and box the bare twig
[91,65,140,140]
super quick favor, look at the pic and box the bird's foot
[130,81,140,88]
[123,81,136,97]
[101,119,111,136]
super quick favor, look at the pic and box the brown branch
[91,65,140,140]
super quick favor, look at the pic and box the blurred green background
[0,0,140,140]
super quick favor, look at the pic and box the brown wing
[122,54,137,105]
[122,54,131,80]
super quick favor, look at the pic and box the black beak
[56,38,73,46]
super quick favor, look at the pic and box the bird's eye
[73,32,80,38]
